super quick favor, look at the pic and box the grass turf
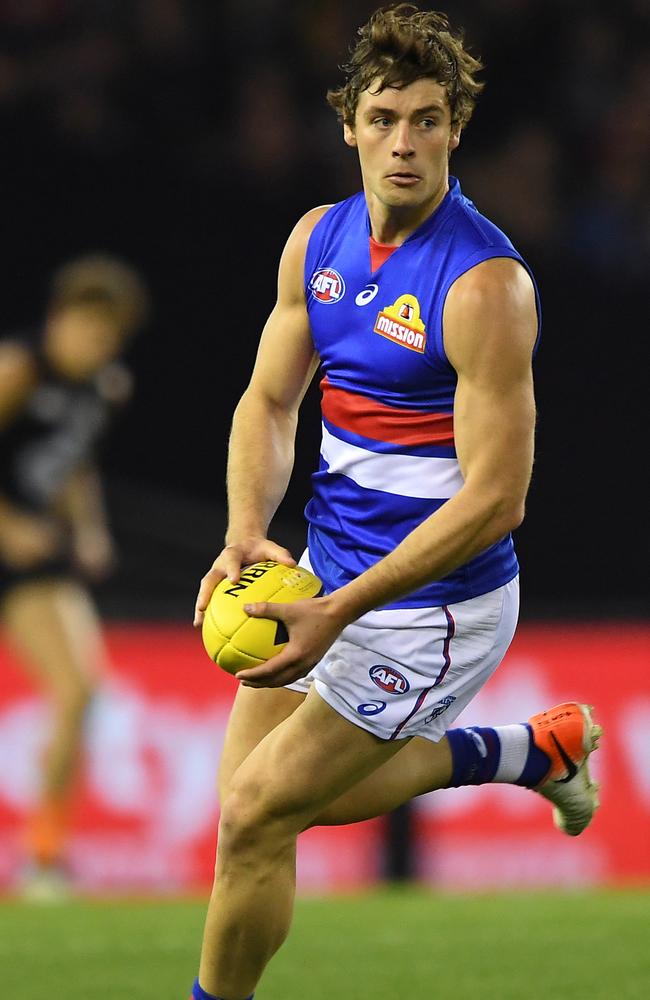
[0,888,648,999]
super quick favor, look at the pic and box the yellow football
[202,560,323,674]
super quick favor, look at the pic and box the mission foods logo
[310,268,345,303]
[374,293,426,353]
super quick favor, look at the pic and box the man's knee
[218,774,298,862]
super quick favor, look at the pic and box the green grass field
[0,888,648,999]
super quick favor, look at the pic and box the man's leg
[218,684,453,824]
[197,690,600,998]
[218,685,305,802]
[217,686,599,831]
[1,579,104,879]
[198,686,407,1000]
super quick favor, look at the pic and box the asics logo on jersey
[355,283,379,306]
[369,664,410,694]
[310,268,346,303]
[374,293,427,353]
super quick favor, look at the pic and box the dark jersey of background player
[0,325,131,590]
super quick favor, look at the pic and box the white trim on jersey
[320,422,465,500]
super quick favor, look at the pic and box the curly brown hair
[327,4,484,132]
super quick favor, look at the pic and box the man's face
[45,305,125,380]
[345,77,459,217]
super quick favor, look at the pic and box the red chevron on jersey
[321,377,454,447]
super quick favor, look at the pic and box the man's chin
[380,188,429,210]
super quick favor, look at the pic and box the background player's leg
[199,686,407,999]
[1,578,104,874]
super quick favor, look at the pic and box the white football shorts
[286,556,520,743]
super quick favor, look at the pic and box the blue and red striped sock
[446,723,551,788]
[191,977,253,1000]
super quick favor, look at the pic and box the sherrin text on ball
[202,560,322,674]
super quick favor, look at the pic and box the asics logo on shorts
[369,664,410,695]
[357,701,386,716]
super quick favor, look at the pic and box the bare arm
[193,206,329,623]
[55,464,115,579]
[0,342,63,566]
[239,257,538,685]
[0,342,36,429]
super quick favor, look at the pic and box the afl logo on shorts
[369,664,410,695]
[310,268,345,303]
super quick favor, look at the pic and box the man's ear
[344,122,357,147]
[448,129,461,154]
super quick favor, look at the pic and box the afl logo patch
[310,268,345,303]
[369,664,410,695]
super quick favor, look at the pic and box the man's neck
[365,177,449,246]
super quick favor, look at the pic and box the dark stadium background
[1,0,648,620]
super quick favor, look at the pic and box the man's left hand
[236,595,346,688]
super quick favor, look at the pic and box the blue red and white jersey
[303,176,540,609]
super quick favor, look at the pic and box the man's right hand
[193,536,296,627]
[0,509,61,570]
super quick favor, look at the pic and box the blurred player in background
[0,255,148,898]
[192,6,601,999]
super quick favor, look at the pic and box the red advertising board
[0,623,648,893]
[0,625,382,894]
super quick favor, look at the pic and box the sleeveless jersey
[0,331,131,513]
[303,176,540,609]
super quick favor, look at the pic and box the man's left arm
[238,257,538,687]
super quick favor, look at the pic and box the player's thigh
[312,733,452,826]
[218,684,305,802]
[0,577,105,698]
[224,685,406,834]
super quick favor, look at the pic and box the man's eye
[420,118,437,128]
[373,118,392,128]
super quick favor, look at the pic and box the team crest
[374,293,427,353]
[310,268,346,304]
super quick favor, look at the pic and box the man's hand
[193,536,296,627]
[0,509,61,569]
[71,525,116,581]
[234,595,346,688]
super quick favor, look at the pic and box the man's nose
[392,123,415,157]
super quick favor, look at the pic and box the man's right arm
[194,206,329,625]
